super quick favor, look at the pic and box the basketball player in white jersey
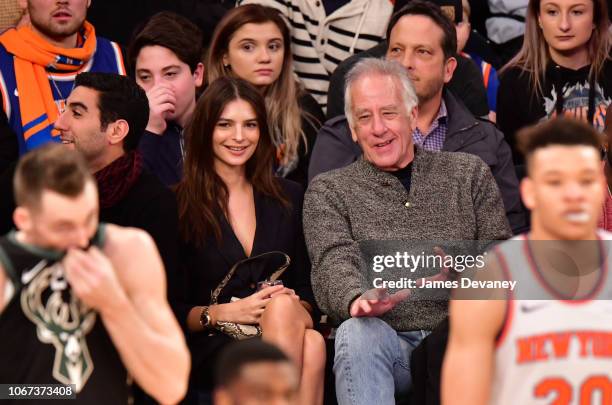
[442,118,612,405]
[0,144,190,404]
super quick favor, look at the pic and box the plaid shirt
[412,101,448,151]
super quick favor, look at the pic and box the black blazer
[170,178,316,390]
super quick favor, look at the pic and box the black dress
[170,178,317,391]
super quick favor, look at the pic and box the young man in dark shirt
[128,12,204,187]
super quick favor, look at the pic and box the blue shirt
[412,100,448,151]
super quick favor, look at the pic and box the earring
[223,63,231,70]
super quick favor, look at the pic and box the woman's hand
[269,287,300,301]
[210,284,286,325]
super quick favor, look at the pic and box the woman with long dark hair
[207,4,324,186]
[173,77,324,405]
[498,0,611,164]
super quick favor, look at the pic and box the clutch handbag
[210,251,290,340]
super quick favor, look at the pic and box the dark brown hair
[128,11,204,75]
[14,143,94,208]
[207,4,307,169]
[175,77,288,245]
[387,0,457,61]
[75,72,149,152]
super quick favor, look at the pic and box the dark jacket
[172,178,316,390]
[308,90,528,234]
[138,124,184,188]
[326,41,490,120]
[98,170,180,283]
[0,109,16,175]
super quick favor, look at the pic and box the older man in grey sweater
[303,58,511,404]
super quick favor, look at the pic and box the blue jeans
[333,317,430,405]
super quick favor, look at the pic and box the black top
[99,171,180,289]
[326,41,490,120]
[138,123,184,188]
[389,162,413,193]
[171,178,316,390]
[0,226,131,404]
[98,172,180,405]
[498,60,612,164]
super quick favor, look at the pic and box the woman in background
[207,4,324,186]
[497,0,611,165]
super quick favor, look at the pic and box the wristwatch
[199,306,212,329]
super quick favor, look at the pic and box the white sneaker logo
[520,302,548,313]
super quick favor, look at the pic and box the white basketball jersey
[490,233,612,405]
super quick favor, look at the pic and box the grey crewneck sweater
[304,146,512,331]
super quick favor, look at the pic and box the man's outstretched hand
[350,247,461,318]
[350,288,411,317]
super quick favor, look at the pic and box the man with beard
[0,144,189,404]
[52,72,179,300]
[0,0,125,168]
[56,69,181,405]
[308,0,527,234]
[0,72,179,284]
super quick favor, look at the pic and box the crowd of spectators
[0,1,610,405]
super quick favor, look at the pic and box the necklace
[179,128,185,160]
[49,75,75,109]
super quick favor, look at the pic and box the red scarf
[95,152,142,208]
